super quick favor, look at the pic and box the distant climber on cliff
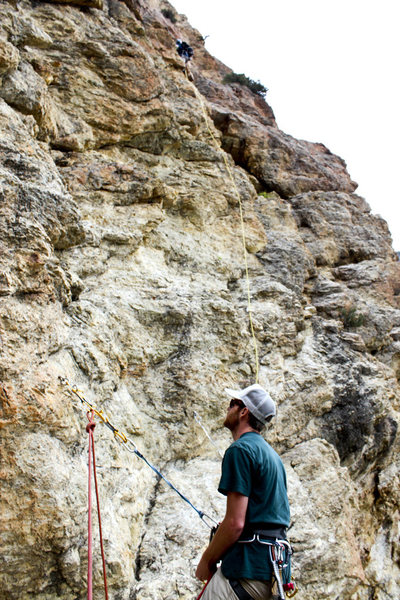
[176,39,194,80]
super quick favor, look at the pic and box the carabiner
[200,512,219,530]
[284,581,298,598]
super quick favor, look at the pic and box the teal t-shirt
[218,432,290,581]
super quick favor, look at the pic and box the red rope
[196,575,212,600]
[87,411,109,600]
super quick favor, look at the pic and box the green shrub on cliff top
[223,72,268,97]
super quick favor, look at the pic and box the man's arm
[195,491,248,581]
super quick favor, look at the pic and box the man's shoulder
[230,433,282,462]
[228,432,268,455]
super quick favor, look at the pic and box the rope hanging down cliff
[86,410,109,600]
[59,376,218,530]
[184,70,260,383]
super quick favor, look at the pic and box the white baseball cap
[225,384,276,424]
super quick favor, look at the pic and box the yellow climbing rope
[189,76,260,383]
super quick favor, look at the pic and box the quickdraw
[269,543,288,600]
[268,541,297,599]
[59,376,218,530]
[59,376,128,444]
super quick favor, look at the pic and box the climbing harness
[60,376,218,530]
[229,579,254,599]
[238,530,297,599]
[198,527,296,599]
[86,410,108,600]
[184,71,260,382]
[193,411,224,458]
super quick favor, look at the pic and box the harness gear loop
[185,75,260,382]
[86,411,108,600]
[60,376,217,529]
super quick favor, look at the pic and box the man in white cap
[195,384,290,599]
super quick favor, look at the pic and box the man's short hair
[247,411,266,432]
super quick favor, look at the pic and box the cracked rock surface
[0,1,399,599]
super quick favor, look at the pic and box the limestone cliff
[1,1,399,599]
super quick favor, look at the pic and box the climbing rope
[60,377,218,530]
[187,73,260,382]
[86,410,108,600]
[193,411,224,458]
[196,574,212,600]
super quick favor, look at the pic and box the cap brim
[225,388,242,399]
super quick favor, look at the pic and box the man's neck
[232,423,258,441]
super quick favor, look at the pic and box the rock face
[0,1,399,599]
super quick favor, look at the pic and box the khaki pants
[202,567,272,600]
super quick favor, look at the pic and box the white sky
[171,0,400,251]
